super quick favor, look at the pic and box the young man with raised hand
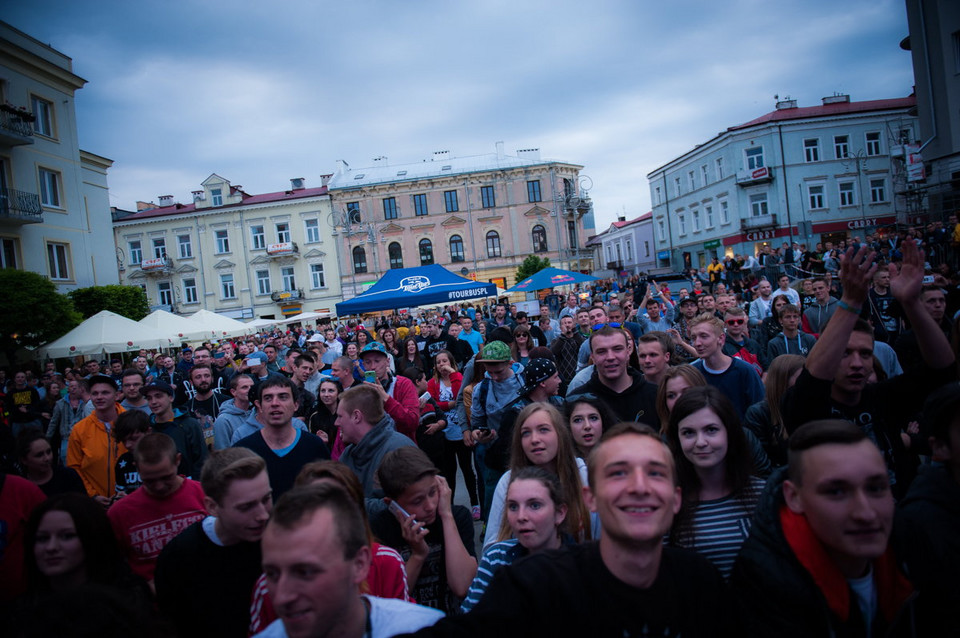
[155,447,273,638]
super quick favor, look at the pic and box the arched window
[352,246,367,274]
[419,239,434,265]
[449,235,465,262]
[486,231,501,258]
[388,242,404,269]
[532,224,548,253]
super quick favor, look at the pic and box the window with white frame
[720,200,729,224]
[413,194,428,216]
[444,190,459,213]
[531,225,548,253]
[353,246,367,274]
[419,238,434,265]
[692,209,701,232]
[626,240,633,261]
[220,273,235,298]
[276,222,291,244]
[674,177,681,197]
[839,182,856,206]
[177,234,192,258]
[1,237,21,269]
[804,138,820,162]
[389,242,404,269]
[644,240,650,257]
[654,186,662,205]
[38,168,61,207]
[46,242,70,280]
[129,240,142,265]
[870,178,886,203]
[183,278,198,304]
[304,219,320,243]
[480,186,495,208]
[281,266,296,291]
[808,184,825,209]
[158,282,173,307]
[347,202,361,224]
[865,132,882,156]
[211,188,223,207]
[310,263,325,288]
[688,171,696,190]
[745,146,764,170]
[486,231,501,258]
[701,165,709,185]
[606,245,613,262]
[251,225,265,250]
[678,214,686,235]
[749,193,768,217]
[152,238,166,259]
[449,235,465,262]
[526,180,542,203]
[256,269,271,295]
[567,220,578,248]
[657,220,666,241]
[705,205,714,228]
[834,135,850,159]
[715,157,724,179]
[215,229,230,253]
[31,96,53,137]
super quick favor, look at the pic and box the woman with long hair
[398,337,426,374]
[380,327,400,359]
[482,403,593,552]
[510,325,533,367]
[756,294,790,354]
[665,386,765,579]
[655,364,708,431]
[309,378,343,457]
[17,430,86,497]
[742,354,805,468]
[461,467,569,612]
[564,393,618,457]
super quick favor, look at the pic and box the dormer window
[211,188,223,207]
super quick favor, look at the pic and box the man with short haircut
[421,320,458,377]
[550,315,584,390]
[119,369,151,415]
[337,384,415,497]
[714,293,735,316]
[331,355,360,391]
[67,374,126,505]
[359,342,420,440]
[894,285,953,371]
[263,344,282,374]
[321,328,343,367]
[689,314,764,418]
[83,357,102,377]
[568,326,660,429]
[485,303,514,334]
[143,380,208,480]
[176,347,195,375]
[213,374,255,450]
[721,306,767,372]
[748,279,774,328]
[770,273,800,306]
[234,376,330,499]
[457,316,484,355]
[866,268,900,344]
[184,363,230,449]
[635,285,675,334]
[257,482,444,638]
[558,293,580,320]
[413,423,732,636]
[156,447,273,638]
[107,432,207,584]
[767,303,817,359]
[444,322,475,368]
[636,332,672,386]
[732,420,914,636]
[802,276,840,335]
[784,240,956,498]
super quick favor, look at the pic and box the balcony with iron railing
[740,214,778,231]
[0,106,35,147]
[271,288,304,302]
[0,188,43,224]
[140,256,175,274]
[266,241,299,258]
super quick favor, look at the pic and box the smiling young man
[107,432,207,584]
[234,376,330,500]
[67,374,126,506]
[156,447,273,638]
[733,420,915,636]
[688,314,764,419]
[410,423,732,636]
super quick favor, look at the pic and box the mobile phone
[922,275,935,284]
[419,391,431,402]
[388,500,417,525]
[364,370,377,383]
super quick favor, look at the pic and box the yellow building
[327,144,596,299]
[112,174,339,319]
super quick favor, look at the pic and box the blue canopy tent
[504,267,598,293]
[335,265,498,315]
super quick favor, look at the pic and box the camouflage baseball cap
[476,340,511,362]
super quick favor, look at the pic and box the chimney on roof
[136,200,157,211]
[192,190,205,203]
[822,93,850,105]
[372,156,388,165]
[290,178,305,190]
[495,141,505,160]
[516,148,541,160]
[775,96,797,110]
[158,195,174,207]
[432,150,450,161]
[617,215,626,222]
[320,174,332,187]
[336,159,350,175]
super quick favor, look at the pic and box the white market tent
[37,310,173,359]
[187,309,253,338]
[138,309,211,342]
[277,311,331,325]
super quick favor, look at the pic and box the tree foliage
[516,255,551,283]
[68,285,150,321]
[0,270,81,362]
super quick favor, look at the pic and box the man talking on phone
[359,342,420,441]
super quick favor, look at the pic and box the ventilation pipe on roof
[290,178,305,190]
[495,141,505,160]
[775,96,797,110]
[822,93,850,105]
[158,195,174,207]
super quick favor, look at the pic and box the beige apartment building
[326,144,596,298]
[112,174,339,319]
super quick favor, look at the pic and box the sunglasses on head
[592,323,622,331]
[567,392,599,403]
[725,318,746,326]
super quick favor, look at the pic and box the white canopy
[245,317,281,330]
[186,309,253,338]
[277,311,331,325]
[37,310,173,359]
[139,309,210,342]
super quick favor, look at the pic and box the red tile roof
[728,96,916,131]
[118,186,329,221]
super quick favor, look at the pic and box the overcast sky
[6,0,914,230]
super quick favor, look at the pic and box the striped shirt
[674,476,766,579]
[460,539,526,613]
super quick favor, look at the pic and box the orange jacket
[67,404,127,498]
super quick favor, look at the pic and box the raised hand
[837,245,877,306]
[888,238,924,304]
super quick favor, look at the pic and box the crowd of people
[0,236,959,636]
